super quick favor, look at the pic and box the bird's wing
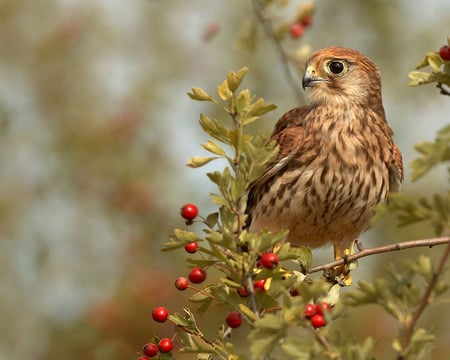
[388,142,404,193]
[246,106,309,223]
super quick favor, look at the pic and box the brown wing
[246,106,310,226]
[388,142,403,193]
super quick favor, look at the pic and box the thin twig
[308,237,450,274]
[310,328,338,360]
[251,0,305,103]
[397,241,450,359]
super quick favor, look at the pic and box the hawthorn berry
[303,303,317,318]
[184,242,199,254]
[237,287,249,297]
[138,356,150,360]
[301,16,313,27]
[260,252,279,269]
[311,313,327,328]
[152,306,169,323]
[158,338,174,353]
[142,343,159,357]
[226,311,243,328]
[316,302,331,316]
[175,276,189,290]
[188,267,207,283]
[290,23,305,39]
[253,279,266,292]
[439,45,450,61]
[289,287,300,297]
[180,203,198,221]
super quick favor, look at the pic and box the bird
[246,46,403,267]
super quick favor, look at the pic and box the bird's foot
[327,247,358,286]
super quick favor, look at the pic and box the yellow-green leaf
[186,156,219,168]
[201,140,227,156]
[187,87,214,101]
[217,80,232,101]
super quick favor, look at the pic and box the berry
[260,253,279,270]
[142,343,158,357]
[158,338,174,353]
[180,203,198,221]
[303,303,317,318]
[138,356,150,360]
[237,287,249,297]
[175,276,189,290]
[253,279,266,292]
[184,242,199,254]
[290,23,305,39]
[226,311,243,328]
[188,267,207,284]
[316,302,331,316]
[439,45,450,61]
[152,306,169,323]
[301,16,313,27]
[289,287,300,297]
[310,314,327,328]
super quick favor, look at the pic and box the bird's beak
[302,67,326,90]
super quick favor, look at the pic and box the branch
[437,82,450,96]
[251,0,305,103]
[308,236,450,274]
[397,241,450,359]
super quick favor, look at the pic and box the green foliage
[161,46,450,358]
[408,36,450,89]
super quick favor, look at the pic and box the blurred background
[1,0,449,359]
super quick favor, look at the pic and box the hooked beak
[302,67,326,90]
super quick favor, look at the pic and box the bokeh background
[1,1,449,359]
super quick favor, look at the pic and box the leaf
[187,156,219,168]
[201,140,228,157]
[187,87,214,101]
[205,212,219,228]
[199,114,231,144]
[217,79,232,101]
[227,67,248,93]
[239,304,259,322]
[427,52,444,72]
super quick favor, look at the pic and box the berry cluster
[303,302,331,329]
[137,306,174,359]
[289,15,313,39]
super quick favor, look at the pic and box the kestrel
[247,47,403,263]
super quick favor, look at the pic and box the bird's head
[302,47,382,107]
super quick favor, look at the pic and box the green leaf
[218,79,232,101]
[227,67,249,92]
[199,114,231,144]
[201,140,228,157]
[205,212,219,228]
[187,156,219,168]
[187,87,214,101]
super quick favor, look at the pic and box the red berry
[289,287,300,297]
[142,343,158,357]
[439,45,450,61]
[188,267,207,284]
[237,287,249,297]
[175,276,189,290]
[180,203,198,221]
[260,253,279,270]
[184,242,199,254]
[152,306,169,323]
[253,279,266,292]
[316,302,331,316]
[138,356,150,360]
[158,338,173,353]
[301,16,313,27]
[226,311,243,328]
[303,303,317,318]
[290,23,305,39]
[310,314,327,328]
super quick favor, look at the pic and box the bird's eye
[328,61,345,74]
